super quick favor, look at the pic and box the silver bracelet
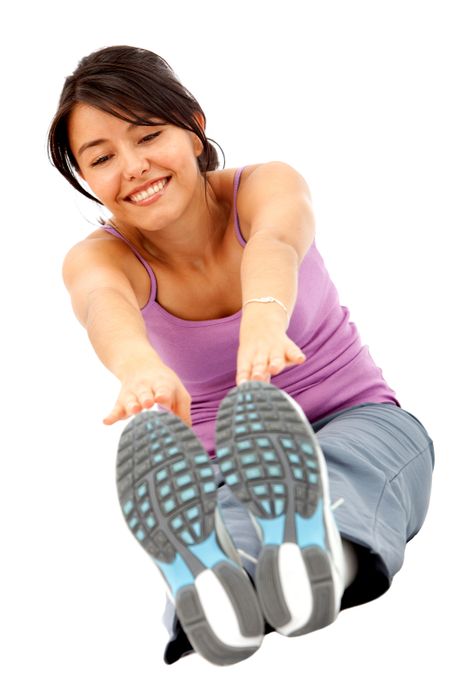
[242,296,289,316]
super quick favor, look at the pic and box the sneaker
[215,381,346,637]
[116,409,265,665]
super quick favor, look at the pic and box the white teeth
[130,178,168,203]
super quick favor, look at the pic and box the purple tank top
[101,167,400,457]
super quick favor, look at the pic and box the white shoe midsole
[195,570,262,648]
[278,390,345,614]
[277,543,313,635]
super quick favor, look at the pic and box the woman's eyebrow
[77,120,163,157]
[78,138,109,157]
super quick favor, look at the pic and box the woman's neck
[109,175,230,271]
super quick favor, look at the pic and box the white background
[2,1,448,673]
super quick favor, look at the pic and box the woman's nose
[122,150,151,180]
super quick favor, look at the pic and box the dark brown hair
[47,45,224,206]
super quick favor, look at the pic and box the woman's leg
[213,399,434,617]
[310,402,435,609]
[162,400,435,662]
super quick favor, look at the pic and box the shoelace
[237,549,259,565]
[330,497,345,511]
[237,498,345,566]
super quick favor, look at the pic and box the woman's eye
[91,155,110,167]
[140,132,160,143]
[89,132,160,167]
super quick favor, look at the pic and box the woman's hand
[103,362,192,427]
[236,311,306,386]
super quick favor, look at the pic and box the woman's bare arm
[63,239,162,377]
[62,239,192,425]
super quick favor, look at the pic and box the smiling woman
[48,44,434,670]
[66,102,206,229]
[48,45,221,205]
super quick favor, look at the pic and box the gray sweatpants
[162,401,435,664]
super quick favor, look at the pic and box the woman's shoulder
[206,164,262,203]
[66,231,152,310]
[73,228,146,287]
[64,230,144,276]
[208,162,304,216]
[83,225,146,264]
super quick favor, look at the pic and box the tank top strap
[99,224,157,303]
[233,166,247,247]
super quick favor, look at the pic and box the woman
[48,45,434,666]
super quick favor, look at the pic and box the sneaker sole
[116,409,264,665]
[215,382,343,637]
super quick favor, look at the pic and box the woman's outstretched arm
[236,162,316,385]
[63,240,160,378]
[62,239,192,426]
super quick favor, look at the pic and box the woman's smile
[125,176,172,205]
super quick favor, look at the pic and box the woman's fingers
[268,355,285,374]
[287,346,306,363]
[126,398,140,413]
[154,388,171,408]
[236,369,249,385]
[250,359,270,381]
[103,365,192,427]
[237,355,268,384]
[103,404,127,425]
[103,395,141,424]
[236,343,307,388]
[156,388,192,427]
[175,395,193,428]
[137,390,155,408]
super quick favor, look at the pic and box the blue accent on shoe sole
[254,514,286,546]
[176,474,192,487]
[189,530,232,570]
[295,498,326,549]
[216,447,230,458]
[154,552,196,596]
[160,484,171,497]
[252,495,326,550]
[163,498,176,513]
[194,454,209,464]
[137,484,148,497]
[153,529,234,598]
[123,500,134,515]
[237,440,252,450]
[180,487,197,502]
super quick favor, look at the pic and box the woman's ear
[191,113,206,157]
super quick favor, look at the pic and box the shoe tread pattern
[116,409,264,665]
[216,382,336,638]
[117,411,217,565]
[216,384,323,529]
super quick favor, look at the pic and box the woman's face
[67,102,204,228]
